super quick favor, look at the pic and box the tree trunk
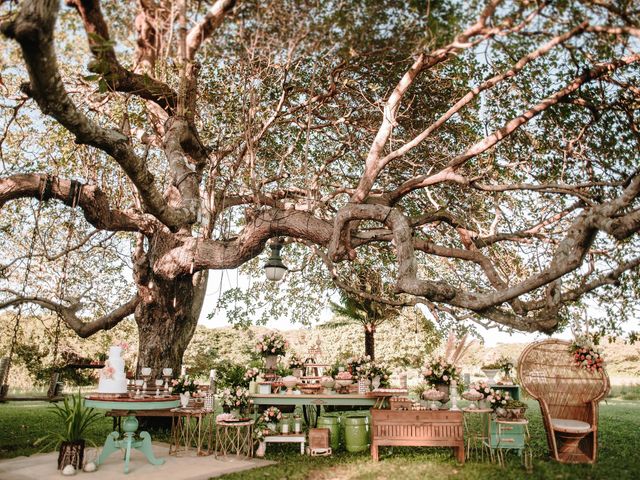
[134,274,200,379]
[364,325,375,360]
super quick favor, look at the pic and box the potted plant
[36,392,103,470]
[421,356,462,404]
[502,399,528,420]
[288,352,305,378]
[171,376,198,407]
[480,360,502,382]
[255,332,288,370]
[219,386,251,416]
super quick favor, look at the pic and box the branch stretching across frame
[0,292,139,338]
[0,173,156,234]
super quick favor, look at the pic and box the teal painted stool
[344,415,370,453]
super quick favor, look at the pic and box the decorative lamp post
[263,238,288,282]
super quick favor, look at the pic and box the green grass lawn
[1,399,638,479]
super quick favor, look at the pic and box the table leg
[96,431,120,466]
[123,433,133,474]
[138,431,164,465]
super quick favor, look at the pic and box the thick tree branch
[0,292,139,338]
[152,208,333,278]
[65,0,177,112]
[0,173,155,234]
[186,0,237,61]
[1,0,195,229]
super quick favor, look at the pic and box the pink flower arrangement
[255,332,288,357]
[569,340,605,373]
[102,361,115,380]
[487,388,510,411]
[469,380,492,399]
[261,406,283,423]
[421,356,462,385]
[220,387,250,412]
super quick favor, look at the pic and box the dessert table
[85,395,180,474]
[250,393,378,426]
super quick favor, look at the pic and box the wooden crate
[389,397,413,410]
[370,409,464,463]
[308,428,330,449]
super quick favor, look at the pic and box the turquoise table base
[85,396,180,474]
[97,415,163,473]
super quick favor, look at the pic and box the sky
[197,269,570,347]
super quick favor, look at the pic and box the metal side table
[463,407,492,462]
[170,407,214,456]
[215,420,254,458]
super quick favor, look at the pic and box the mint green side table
[85,396,180,474]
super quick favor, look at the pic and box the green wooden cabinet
[488,419,527,450]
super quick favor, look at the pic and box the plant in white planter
[36,392,102,470]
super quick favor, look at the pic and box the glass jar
[293,415,302,434]
[281,415,290,434]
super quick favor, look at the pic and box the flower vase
[264,355,278,370]
[478,399,489,409]
[179,392,190,408]
[435,383,450,405]
[249,380,257,394]
[255,441,266,457]
[266,421,277,432]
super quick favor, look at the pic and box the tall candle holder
[162,368,173,396]
[134,379,144,398]
[141,367,152,396]
[154,379,163,397]
[449,380,460,411]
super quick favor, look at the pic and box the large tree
[1,0,639,376]
[326,265,401,360]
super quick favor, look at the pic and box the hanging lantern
[263,238,288,282]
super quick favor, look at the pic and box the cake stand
[85,395,180,474]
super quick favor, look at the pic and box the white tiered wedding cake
[97,345,128,394]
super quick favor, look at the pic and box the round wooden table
[85,395,180,474]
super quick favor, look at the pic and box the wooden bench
[371,409,464,463]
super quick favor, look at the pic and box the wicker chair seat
[550,418,592,434]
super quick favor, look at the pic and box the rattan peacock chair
[518,339,609,464]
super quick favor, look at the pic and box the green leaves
[34,392,103,449]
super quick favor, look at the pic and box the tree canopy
[1,0,639,363]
